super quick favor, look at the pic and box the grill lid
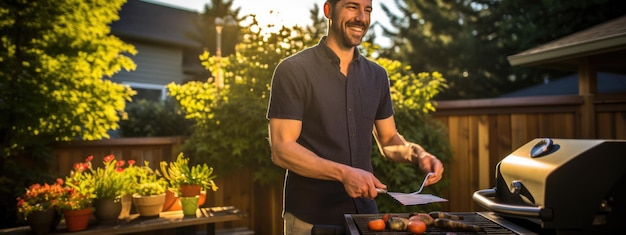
[473,138,626,231]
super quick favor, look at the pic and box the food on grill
[382,213,391,223]
[429,211,464,220]
[388,216,410,231]
[407,219,427,234]
[367,218,385,231]
[409,212,434,225]
[433,218,484,232]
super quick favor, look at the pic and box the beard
[330,20,368,48]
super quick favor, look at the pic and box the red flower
[128,160,136,166]
[85,155,94,162]
[116,160,125,167]
[104,154,114,163]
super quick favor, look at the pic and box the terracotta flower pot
[63,208,92,232]
[198,191,207,207]
[162,189,181,212]
[179,184,201,197]
[132,194,165,217]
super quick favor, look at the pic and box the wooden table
[0,206,244,235]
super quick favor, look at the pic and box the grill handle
[473,188,543,218]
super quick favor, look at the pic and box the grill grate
[347,212,519,235]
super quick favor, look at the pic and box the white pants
[284,211,313,235]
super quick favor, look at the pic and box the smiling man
[266,0,445,234]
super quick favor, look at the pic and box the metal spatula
[376,173,448,206]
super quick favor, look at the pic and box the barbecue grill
[343,138,625,234]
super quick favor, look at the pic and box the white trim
[122,82,167,101]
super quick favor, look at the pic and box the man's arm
[269,118,386,198]
[373,116,444,185]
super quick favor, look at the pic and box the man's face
[327,0,372,48]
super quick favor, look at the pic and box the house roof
[500,72,626,98]
[110,0,201,48]
[507,15,626,74]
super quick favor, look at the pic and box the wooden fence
[51,93,626,234]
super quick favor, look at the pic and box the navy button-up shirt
[267,37,394,225]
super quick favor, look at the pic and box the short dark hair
[326,0,339,7]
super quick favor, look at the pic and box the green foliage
[380,0,625,99]
[89,155,134,199]
[0,0,136,156]
[63,158,96,210]
[160,153,218,192]
[0,0,135,227]
[167,18,318,185]
[133,161,167,196]
[118,99,193,137]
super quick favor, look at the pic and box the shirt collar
[317,36,362,67]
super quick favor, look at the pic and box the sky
[146,0,400,46]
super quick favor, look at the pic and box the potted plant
[160,153,218,197]
[84,155,135,222]
[16,179,65,235]
[131,160,167,217]
[62,160,96,232]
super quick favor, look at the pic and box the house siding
[110,42,184,86]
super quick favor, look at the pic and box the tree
[168,18,316,185]
[0,0,135,227]
[380,0,626,99]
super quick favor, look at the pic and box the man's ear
[323,2,331,19]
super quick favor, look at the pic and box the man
[266,0,444,234]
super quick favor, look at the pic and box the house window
[123,82,167,102]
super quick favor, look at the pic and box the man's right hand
[341,167,386,199]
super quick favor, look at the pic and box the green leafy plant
[119,99,194,137]
[64,155,134,200]
[91,155,135,199]
[133,161,167,196]
[160,153,218,192]
[63,157,96,208]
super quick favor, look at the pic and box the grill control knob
[530,138,553,158]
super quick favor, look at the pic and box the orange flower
[16,178,66,220]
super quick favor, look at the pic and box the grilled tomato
[408,219,427,234]
[367,218,386,231]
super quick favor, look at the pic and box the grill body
[474,138,626,234]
